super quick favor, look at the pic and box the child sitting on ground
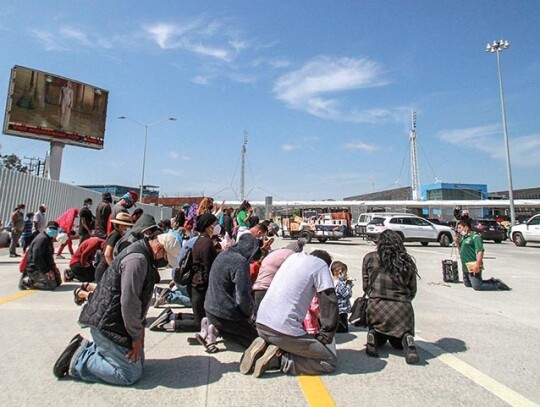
[331,261,353,333]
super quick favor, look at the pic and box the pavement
[0,237,539,407]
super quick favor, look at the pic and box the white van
[353,212,414,237]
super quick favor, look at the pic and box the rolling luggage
[442,259,459,283]
[442,245,459,283]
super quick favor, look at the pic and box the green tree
[0,153,28,173]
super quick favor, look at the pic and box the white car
[510,214,540,246]
[366,214,455,246]
[353,212,413,237]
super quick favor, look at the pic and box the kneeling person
[20,221,62,290]
[53,228,167,385]
[65,237,105,282]
[241,250,338,377]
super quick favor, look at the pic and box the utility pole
[409,110,421,201]
[24,156,43,176]
[240,130,248,201]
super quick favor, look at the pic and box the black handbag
[348,268,379,327]
[349,294,368,327]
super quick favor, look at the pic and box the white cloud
[438,125,500,144]
[31,26,114,51]
[168,151,179,160]
[143,19,246,62]
[345,142,378,152]
[273,56,394,123]
[282,144,297,151]
[30,29,69,51]
[439,125,540,167]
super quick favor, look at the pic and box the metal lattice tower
[240,130,248,201]
[409,110,421,200]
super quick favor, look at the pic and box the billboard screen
[3,65,108,149]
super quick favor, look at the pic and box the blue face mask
[339,275,346,282]
[45,228,58,239]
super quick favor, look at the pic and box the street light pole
[486,40,516,226]
[117,116,177,201]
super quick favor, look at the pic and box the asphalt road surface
[0,237,538,407]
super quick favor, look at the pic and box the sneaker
[149,307,173,331]
[56,254,65,259]
[153,288,171,308]
[402,334,420,365]
[493,278,511,291]
[253,344,279,378]
[63,269,74,282]
[239,337,268,374]
[53,334,83,378]
[366,330,379,357]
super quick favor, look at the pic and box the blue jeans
[168,285,192,307]
[463,270,499,291]
[71,328,144,386]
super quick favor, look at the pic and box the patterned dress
[362,251,417,338]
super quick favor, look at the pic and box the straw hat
[110,212,133,226]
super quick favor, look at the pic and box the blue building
[421,183,488,201]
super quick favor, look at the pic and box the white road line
[416,336,539,407]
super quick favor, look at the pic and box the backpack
[173,245,195,286]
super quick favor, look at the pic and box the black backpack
[173,246,195,286]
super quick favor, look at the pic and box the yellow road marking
[297,376,336,407]
[417,336,539,407]
[0,290,36,305]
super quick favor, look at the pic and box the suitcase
[442,259,459,283]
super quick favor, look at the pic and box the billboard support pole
[49,141,64,180]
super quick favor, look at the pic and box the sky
[1,1,540,201]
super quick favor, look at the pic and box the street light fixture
[485,39,516,226]
[117,116,177,201]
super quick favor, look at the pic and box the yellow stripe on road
[417,336,539,407]
[0,290,36,305]
[298,376,336,407]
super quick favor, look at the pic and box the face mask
[213,224,222,236]
[156,258,169,268]
[339,275,346,282]
[87,204,92,210]
[45,228,58,239]
[19,209,25,214]
[460,231,467,237]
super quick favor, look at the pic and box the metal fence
[0,167,172,226]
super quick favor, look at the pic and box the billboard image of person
[3,66,109,150]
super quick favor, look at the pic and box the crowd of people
[2,196,516,386]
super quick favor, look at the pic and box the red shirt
[70,237,104,266]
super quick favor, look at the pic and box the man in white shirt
[33,204,47,233]
[241,250,338,377]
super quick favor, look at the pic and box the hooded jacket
[204,233,261,321]
[113,214,156,258]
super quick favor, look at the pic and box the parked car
[471,219,507,243]
[365,214,455,246]
[353,212,413,237]
[510,214,540,246]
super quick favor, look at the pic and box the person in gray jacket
[203,233,262,349]
[52,227,169,386]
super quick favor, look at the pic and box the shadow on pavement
[334,348,387,375]
[134,356,238,389]
[376,337,467,367]
[335,332,357,345]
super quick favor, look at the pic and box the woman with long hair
[362,229,419,364]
